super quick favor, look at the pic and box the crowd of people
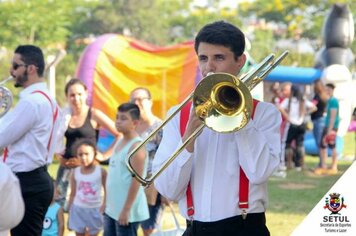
[0,20,350,236]
[268,77,341,177]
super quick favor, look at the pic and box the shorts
[320,127,337,149]
[68,204,103,235]
[140,204,163,230]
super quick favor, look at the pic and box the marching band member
[153,21,281,236]
[0,45,61,236]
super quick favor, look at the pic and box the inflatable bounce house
[76,35,200,150]
[76,4,354,155]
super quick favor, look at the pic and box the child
[42,181,64,236]
[68,139,107,236]
[104,103,149,236]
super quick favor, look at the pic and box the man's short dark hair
[194,21,245,60]
[14,45,45,77]
[118,103,140,120]
[326,83,335,90]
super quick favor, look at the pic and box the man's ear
[27,64,38,76]
[238,54,247,68]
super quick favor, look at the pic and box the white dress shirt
[0,162,24,236]
[0,82,61,172]
[54,106,71,155]
[153,101,281,222]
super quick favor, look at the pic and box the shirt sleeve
[234,102,281,184]
[329,97,339,110]
[280,98,288,110]
[0,163,25,231]
[54,108,69,155]
[153,107,193,201]
[0,99,36,148]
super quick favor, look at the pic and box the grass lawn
[48,132,355,236]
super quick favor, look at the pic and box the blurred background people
[129,87,167,236]
[310,79,327,168]
[279,85,317,171]
[316,83,340,175]
[67,139,106,236]
[272,82,292,178]
[104,103,149,236]
[55,78,120,210]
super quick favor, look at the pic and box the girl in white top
[68,139,107,236]
[279,85,317,170]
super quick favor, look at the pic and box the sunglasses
[12,63,28,70]
[130,97,150,103]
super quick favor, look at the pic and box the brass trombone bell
[126,51,289,186]
[193,73,253,133]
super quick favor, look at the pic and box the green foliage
[0,0,91,48]
[240,0,353,40]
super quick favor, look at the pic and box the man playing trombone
[152,21,282,236]
[0,45,61,236]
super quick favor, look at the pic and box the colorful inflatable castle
[76,34,200,150]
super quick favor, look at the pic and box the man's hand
[182,111,204,153]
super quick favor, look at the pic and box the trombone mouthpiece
[0,76,13,86]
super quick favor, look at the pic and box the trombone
[126,51,289,186]
[0,76,14,118]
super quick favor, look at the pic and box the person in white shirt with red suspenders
[152,21,281,236]
[0,45,61,236]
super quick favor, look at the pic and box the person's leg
[313,117,325,167]
[319,147,327,168]
[117,222,139,236]
[11,169,53,236]
[55,166,71,209]
[285,125,297,169]
[103,214,118,236]
[320,128,328,169]
[141,203,163,236]
[330,147,338,171]
[279,121,289,170]
[294,125,306,170]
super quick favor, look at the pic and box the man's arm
[0,100,36,148]
[153,107,194,201]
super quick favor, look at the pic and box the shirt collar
[19,82,48,99]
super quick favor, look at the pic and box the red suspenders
[2,91,58,162]
[180,99,260,220]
